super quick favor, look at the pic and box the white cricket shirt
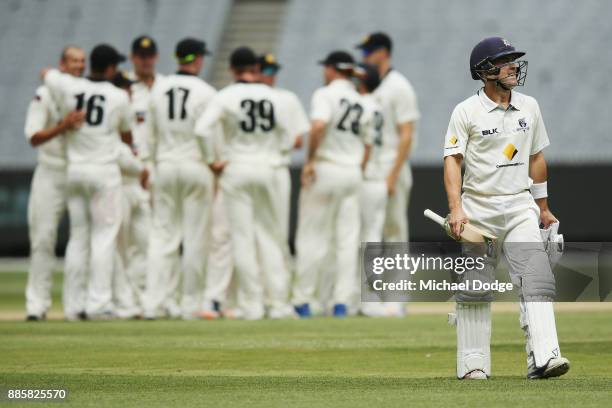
[310,78,373,167]
[195,82,290,164]
[44,69,132,165]
[373,70,420,163]
[443,89,550,195]
[149,72,216,163]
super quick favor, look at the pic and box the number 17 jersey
[195,82,290,164]
[149,72,217,163]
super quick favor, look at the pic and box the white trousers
[294,161,362,307]
[456,190,561,376]
[220,162,289,319]
[203,187,234,308]
[26,164,67,317]
[383,163,412,242]
[144,161,213,319]
[63,164,122,318]
[114,180,150,317]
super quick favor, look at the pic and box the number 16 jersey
[44,69,132,165]
[194,82,290,164]
[149,72,217,163]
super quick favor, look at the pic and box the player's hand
[448,206,469,239]
[539,208,558,229]
[139,168,150,190]
[209,161,227,176]
[301,162,316,187]
[386,172,398,196]
[61,111,86,130]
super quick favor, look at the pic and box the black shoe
[77,311,88,321]
[26,315,41,321]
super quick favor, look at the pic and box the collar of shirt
[478,88,522,112]
[329,78,354,90]
[176,70,196,76]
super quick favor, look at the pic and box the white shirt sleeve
[310,89,333,122]
[117,93,133,134]
[393,80,420,125]
[288,93,310,136]
[359,102,375,146]
[530,101,550,155]
[443,105,469,158]
[194,94,224,163]
[43,69,70,106]
[24,90,50,140]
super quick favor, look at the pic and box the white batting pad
[456,302,491,378]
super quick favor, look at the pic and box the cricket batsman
[443,37,570,379]
[24,46,86,321]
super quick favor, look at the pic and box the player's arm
[529,152,557,228]
[194,95,225,174]
[443,106,470,238]
[302,120,326,186]
[302,90,332,186]
[28,110,84,147]
[444,154,468,238]
[387,81,420,195]
[387,121,414,195]
[529,100,555,227]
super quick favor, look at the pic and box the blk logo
[482,128,499,136]
[519,118,527,128]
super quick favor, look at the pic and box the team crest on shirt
[449,135,458,145]
[515,117,530,132]
[136,111,146,123]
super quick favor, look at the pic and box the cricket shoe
[200,301,222,320]
[294,303,312,318]
[527,357,570,379]
[25,313,46,321]
[333,304,347,318]
[461,369,488,380]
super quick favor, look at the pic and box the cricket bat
[423,209,497,244]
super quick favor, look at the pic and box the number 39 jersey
[194,82,290,164]
[149,73,217,163]
[44,69,132,165]
[310,78,373,167]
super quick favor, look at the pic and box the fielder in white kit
[42,44,133,319]
[357,32,420,244]
[443,37,570,379]
[144,38,216,320]
[24,46,86,321]
[293,51,372,318]
[195,47,293,320]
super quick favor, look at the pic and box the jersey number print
[337,98,363,136]
[240,99,275,132]
[75,93,105,126]
[165,87,190,120]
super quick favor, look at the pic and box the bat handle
[423,209,447,227]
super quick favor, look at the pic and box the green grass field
[1,271,611,407]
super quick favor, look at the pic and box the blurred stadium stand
[0,0,610,255]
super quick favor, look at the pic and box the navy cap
[470,37,525,80]
[176,38,210,64]
[258,53,281,75]
[90,44,126,72]
[230,46,257,68]
[318,50,355,70]
[132,35,158,56]
[356,32,392,54]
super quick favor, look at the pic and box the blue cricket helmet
[470,37,525,80]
